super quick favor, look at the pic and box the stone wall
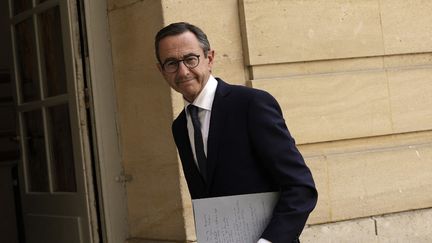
[108,0,432,242]
[241,0,432,241]
[108,0,189,241]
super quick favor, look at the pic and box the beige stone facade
[107,0,432,242]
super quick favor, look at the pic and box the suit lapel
[206,79,231,189]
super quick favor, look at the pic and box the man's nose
[177,61,190,75]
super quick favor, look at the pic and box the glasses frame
[161,54,201,73]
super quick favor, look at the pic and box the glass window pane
[15,18,41,102]
[13,0,33,15]
[38,7,67,97]
[47,104,76,192]
[22,110,49,192]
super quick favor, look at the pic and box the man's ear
[207,50,215,67]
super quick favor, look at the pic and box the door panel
[38,6,68,97]
[21,109,49,192]
[13,0,33,18]
[46,104,77,192]
[9,0,96,242]
[14,17,40,103]
[26,214,82,243]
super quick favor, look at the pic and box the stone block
[252,71,392,144]
[298,131,432,225]
[301,217,377,243]
[388,67,432,133]
[241,0,432,65]
[125,158,186,239]
[240,0,384,65]
[297,132,432,224]
[328,143,432,222]
[380,0,432,55]
[375,208,432,242]
[304,156,331,224]
[252,65,432,145]
[302,208,432,242]
[109,2,189,241]
[108,0,175,163]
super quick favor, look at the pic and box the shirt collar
[184,75,218,112]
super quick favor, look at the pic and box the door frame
[78,0,129,242]
[9,0,100,242]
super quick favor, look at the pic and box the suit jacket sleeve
[247,90,318,243]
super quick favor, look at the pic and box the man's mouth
[176,78,194,84]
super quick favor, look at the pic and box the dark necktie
[188,105,207,182]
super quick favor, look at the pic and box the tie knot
[188,105,199,118]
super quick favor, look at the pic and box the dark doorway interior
[0,2,21,242]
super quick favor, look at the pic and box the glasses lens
[163,60,178,73]
[184,56,199,68]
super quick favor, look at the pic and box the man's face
[157,31,214,102]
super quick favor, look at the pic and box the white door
[9,0,98,242]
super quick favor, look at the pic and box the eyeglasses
[161,54,200,73]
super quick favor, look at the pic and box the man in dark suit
[155,22,317,243]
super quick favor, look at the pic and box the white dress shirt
[184,75,217,169]
[184,75,272,243]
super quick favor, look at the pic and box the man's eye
[185,57,197,64]
[165,61,178,67]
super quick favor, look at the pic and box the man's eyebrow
[165,53,198,60]
[163,57,178,62]
[183,53,199,58]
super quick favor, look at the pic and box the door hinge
[115,173,133,183]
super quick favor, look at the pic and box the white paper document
[192,192,279,243]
